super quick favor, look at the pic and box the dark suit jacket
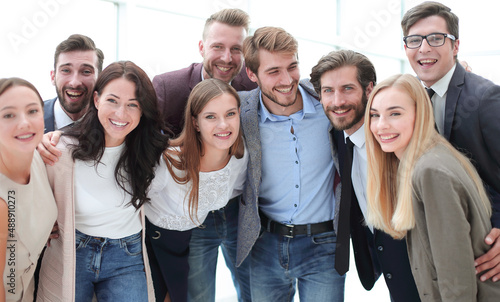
[43,97,57,133]
[333,129,420,302]
[444,63,500,227]
[152,62,257,136]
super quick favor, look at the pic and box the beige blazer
[36,138,155,302]
[407,144,500,301]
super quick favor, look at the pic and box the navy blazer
[444,63,500,227]
[333,129,420,302]
[43,97,57,133]
[152,62,257,136]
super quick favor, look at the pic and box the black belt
[261,214,334,238]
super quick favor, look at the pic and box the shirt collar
[54,98,78,129]
[427,63,456,98]
[258,85,316,123]
[344,123,365,149]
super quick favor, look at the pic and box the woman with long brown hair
[145,78,247,302]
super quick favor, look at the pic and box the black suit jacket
[444,63,500,227]
[152,62,257,136]
[333,129,420,302]
[43,97,57,133]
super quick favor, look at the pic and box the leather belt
[261,214,334,238]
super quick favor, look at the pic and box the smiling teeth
[217,66,230,72]
[66,91,83,99]
[419,59,437,64]
[380,134,398,140]
[215,133,230,137]
[276,87,292,93]
[334,109,348,114]
[17,134,34,139]
[111,120,128,127]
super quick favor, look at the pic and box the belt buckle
[284,224,294,238]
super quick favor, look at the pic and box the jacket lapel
[444,63,465,140]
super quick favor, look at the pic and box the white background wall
[1,0,498,300]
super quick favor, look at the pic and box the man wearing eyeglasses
[402,0,500,284]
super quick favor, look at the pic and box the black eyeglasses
[403,33,456,49]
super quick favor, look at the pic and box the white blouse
[74,143,142,238]
[145,146,248,231]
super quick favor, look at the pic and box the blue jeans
[250,228,345,302]
[187,196,251,302]
[75,229,148,302]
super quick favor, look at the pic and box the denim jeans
[75,229,148,302]
[250,228,345,302]
[187,196,251,302]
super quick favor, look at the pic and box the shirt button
[294,204,297,207]
[295,161,298,164]
[377,245,384,252]
[295,185,299,188]
[293,137,296,141]
[386,273,393,279]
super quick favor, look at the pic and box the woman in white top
[37,61,168,302]
[0,78,57,302]
[144,78,247,302]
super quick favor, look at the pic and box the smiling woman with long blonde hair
[365,74,500,301]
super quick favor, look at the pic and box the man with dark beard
[310,49,421,301]
[44,34,104,133]
[152,8,256,136]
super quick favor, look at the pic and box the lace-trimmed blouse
[145,146,248,231]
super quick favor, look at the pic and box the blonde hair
[365,74,491,238]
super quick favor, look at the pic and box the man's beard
[329,92,367,131]
[56,85,90,115]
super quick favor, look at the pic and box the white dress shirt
[426,64,456,134]
[53,98,78,130]
[345,125,373,232]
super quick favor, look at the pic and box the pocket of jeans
[312,231,336,245]
[123,236,143,256]
[75,230,86,250]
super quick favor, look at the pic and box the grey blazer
[407,144,500,302]
[235,79,341,266]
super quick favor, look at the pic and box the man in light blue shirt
[235,26,344,301]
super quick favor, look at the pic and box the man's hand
[37,131,62,165]
[475,228,500,282]
[47,222,59,247]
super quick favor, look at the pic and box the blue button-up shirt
[258,85,336,224]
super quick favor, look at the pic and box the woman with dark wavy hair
[37,61,169,302]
